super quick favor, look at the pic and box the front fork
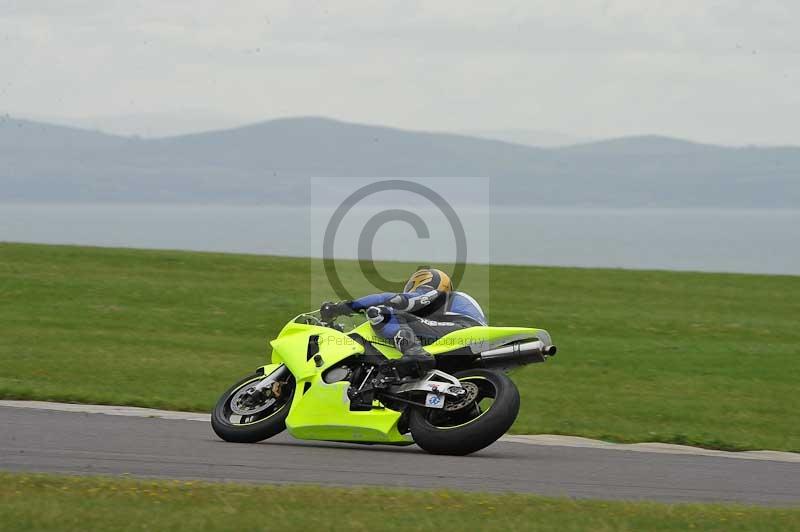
[242,365,292,407]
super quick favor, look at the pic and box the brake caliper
[270,381,284,399]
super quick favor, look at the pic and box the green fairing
[269,321,363,380]
[263,315,545,444]
[270,320,410,443]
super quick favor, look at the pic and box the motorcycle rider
[320,268,486,378]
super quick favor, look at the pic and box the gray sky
[1,0,798,144]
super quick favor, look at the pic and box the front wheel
[409,369,520,456]
[211,369,295,443]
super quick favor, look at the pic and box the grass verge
[1,242,798,451]
[2,473,799,532]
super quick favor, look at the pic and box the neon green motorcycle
[212,310,556,455]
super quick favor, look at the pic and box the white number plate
[425,393,445,409]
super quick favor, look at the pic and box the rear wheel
[409,369,519,455]
[211,369,294,443]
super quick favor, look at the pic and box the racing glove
[320,301,352,322]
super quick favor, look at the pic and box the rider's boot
[387,326,435,379]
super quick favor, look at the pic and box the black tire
[409,369,520,456]
[211,371,294,443]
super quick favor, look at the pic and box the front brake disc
[230,384,276,416]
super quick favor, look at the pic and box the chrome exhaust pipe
[479,340,556,370]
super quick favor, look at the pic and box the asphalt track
[1,405,798,506]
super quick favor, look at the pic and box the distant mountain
[18,110,252,138]
[463,128,589,147]
[558,135,718,155]
[0,116,133,149]
[1,115,798,207]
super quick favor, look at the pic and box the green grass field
[2,473,798,532]
[1,242,798,451]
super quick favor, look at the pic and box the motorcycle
[212,309,556,455]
